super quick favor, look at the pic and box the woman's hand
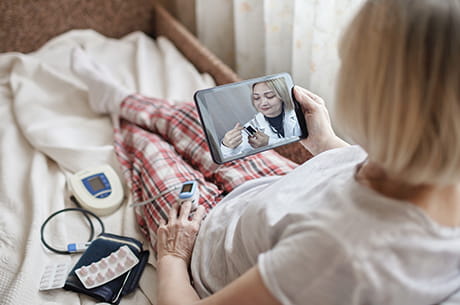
[293,86,349,156]
[248,130,269,148]
[157,201,206,264]
[222,123,244,149]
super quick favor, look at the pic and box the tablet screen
[194,73,308,164]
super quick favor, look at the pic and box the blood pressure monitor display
[88,176,105,192]
[82,173,111,197]
[68,165,124,216]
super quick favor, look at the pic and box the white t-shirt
[191,146,460,305]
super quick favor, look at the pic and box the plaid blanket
[114,94,297,251]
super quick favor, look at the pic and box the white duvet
[0,30,214,305]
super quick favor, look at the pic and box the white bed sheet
[0,30,214,305]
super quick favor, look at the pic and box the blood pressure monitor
[177,180,199,209]
[68,165,124,216]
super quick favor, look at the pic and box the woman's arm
[157,255,200,304]
[156,201,203,305]
[199,266,281,305]
[158,257,281,305]
[156,201,281,305]
[294,86,349,156]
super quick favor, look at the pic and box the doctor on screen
[220,78,302,158]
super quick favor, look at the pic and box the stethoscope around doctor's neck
[263,106,285,138]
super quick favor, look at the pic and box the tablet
[194,73,308,164]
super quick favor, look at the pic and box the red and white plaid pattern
[113,94,297,250]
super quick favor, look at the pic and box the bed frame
[0,0,311,163]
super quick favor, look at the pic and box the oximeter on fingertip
[177,180,200,209]
[68,165,124,216]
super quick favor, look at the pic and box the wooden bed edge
[153,2,312,164]
[153,2,241,86]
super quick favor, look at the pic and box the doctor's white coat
[220,109,302,159]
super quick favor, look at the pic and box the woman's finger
[168,202,179,224]
[179,201,192,222]
[248,137,260,147]
[231,123,244,133]
[256,131,265,137]
[230,127,244,137]
[307,90,324,105]
[225,131,239,143]
[296,86,324,104]
[223,131,242,149]
[157,225,168,245]
[229,134,242,145]
[229,129,241,138]
[232,138,242,147]
[191,205,206,224]
[294,86,319,113]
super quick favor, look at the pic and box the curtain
[195,0,365,107]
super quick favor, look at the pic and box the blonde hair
[335,0,460,185]
[252,78,294,111]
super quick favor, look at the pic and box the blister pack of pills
[75,245,139,289]
[40,261,71,291]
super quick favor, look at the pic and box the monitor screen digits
[194,73,308,164]
[181,183,193,193]
[88,176,105,192]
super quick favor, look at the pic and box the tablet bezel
[193,72,308,164]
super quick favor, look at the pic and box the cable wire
[40,207,105,255]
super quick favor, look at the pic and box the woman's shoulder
[258,167,460,304]
[295,145,367,171]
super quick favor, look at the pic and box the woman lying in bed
[71,0,460,304]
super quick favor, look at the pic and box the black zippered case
[64,233,149,304]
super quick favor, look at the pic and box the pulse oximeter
[177,180,199,209]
